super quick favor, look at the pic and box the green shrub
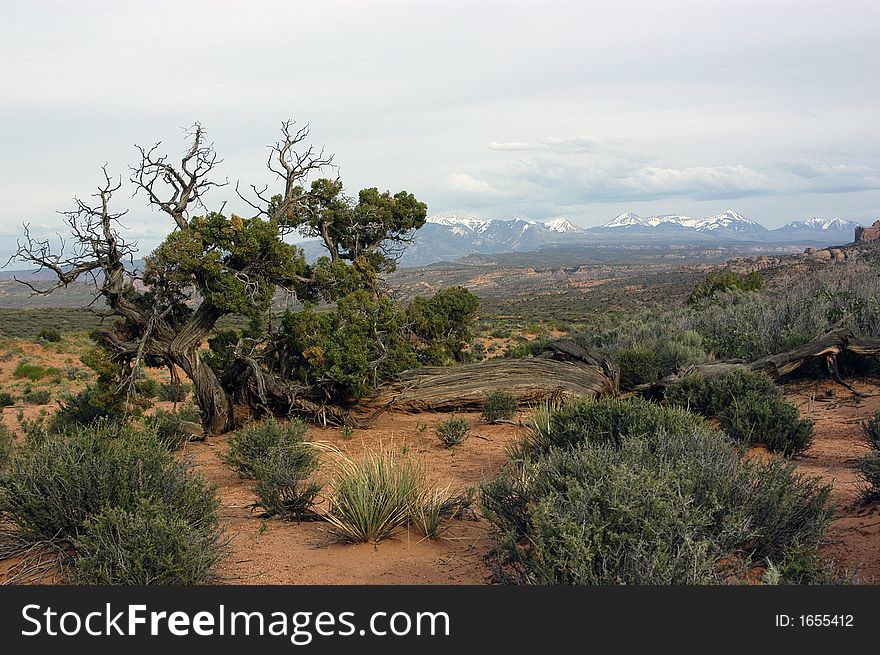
[252,442,321,520]
[73,498,223,585]
[0,421,223,585]
[481,390,518,423]
[482,398,832,585]
[21,387,51,405]
[37,328,62,343]
[654,331,707,372]
[157,382,191,402]
[666,370,813,455]
[0,423,11,468]
[0,391,15,407]
[324,449,422,543]
[719,393,814,456]
[858,452,880,502]
[176,404,202,423]
[436,415,470,448]
[136,377,159,399]
[49,386,123,432]
[224,417,310,479]
[688,270,765,305]
[524,396,711,455]
[144,409,194,451]
[613,347,663,389]
[13,361,50,381]
[865,411,880,450]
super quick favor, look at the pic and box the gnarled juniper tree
[11,121,478,434]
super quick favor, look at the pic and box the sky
[1,0,878,259]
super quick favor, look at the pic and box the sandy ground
[2,336,880,584]
[786,378,880,581]
[192,412,529,585]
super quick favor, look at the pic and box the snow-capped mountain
[295,211,869,267]
[602,210,765,235]
[776,217,862,233]
[543,217,582,233]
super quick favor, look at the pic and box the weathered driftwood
[637,329,880,397]
[361,340,618,413]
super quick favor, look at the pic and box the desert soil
[2,338,879,584]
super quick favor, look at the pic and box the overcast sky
[1,0,878,258]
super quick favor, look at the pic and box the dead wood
[360,340,618,414]
[636,329,880,398]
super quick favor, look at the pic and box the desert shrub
[224,417,309,479]
[611,331,707,390]
[865,410,880,450]
[666,370,813,455]
[858,453,880,502]
[436,415,470,448]
[720,393,814,456]
[482,390,518,423]
[524,396,711,455]
[688,270,765,305]
[252,441,321,520]
[21,387,51,405]
[503,338,549,359]
[324,449,422,543]
[143,409,194,451]
[613,346,663,389]
[37,328,62,343]
[49,386,123,432]
[0,391,15,407]
[0,424,11,468]
[73,498,223,585]
[157,381,191,402]
[482,399,832,584]
[0,421,222,579]
[654,330,707,372]
[136,377,159,398]
[13,361,50,381]
[177,404,202,423]
[666,369,779,414]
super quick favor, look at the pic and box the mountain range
[298,210,867,266]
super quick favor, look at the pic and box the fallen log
[636,329,880,398]
[361,340,618,413]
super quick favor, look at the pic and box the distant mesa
[855,220,880,244]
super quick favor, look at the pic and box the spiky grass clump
[324,448,422,543]
[436,415,470,448]
[410,487,474,539]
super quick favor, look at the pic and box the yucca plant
[410,487,474,539]
[324,448,423,543]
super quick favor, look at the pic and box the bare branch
[130,123,227,228]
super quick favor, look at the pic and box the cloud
[487,135,599,153]
[442,173,497,196]
[506,155,776,203]
[782,161,880,194]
